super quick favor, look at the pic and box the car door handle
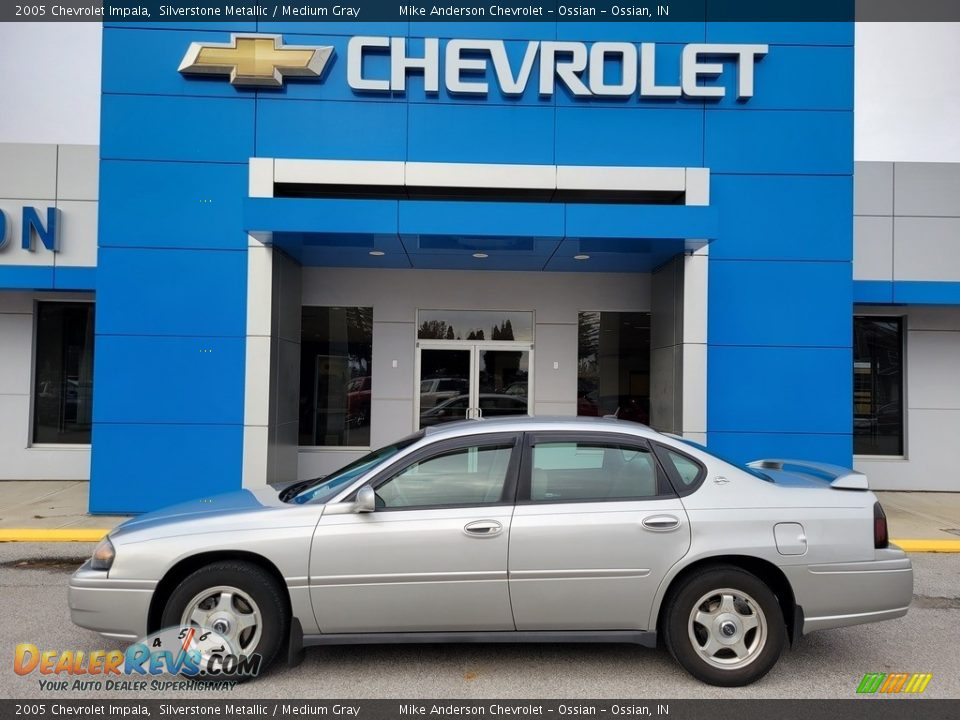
[642,515,681,531]
[464,520,503,537]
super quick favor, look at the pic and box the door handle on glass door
[463,520,503,537]
[641,515,680,531]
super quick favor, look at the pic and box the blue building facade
[83,20,855,512]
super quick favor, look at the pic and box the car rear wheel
[160,560,288,679]
[663,566,786,686]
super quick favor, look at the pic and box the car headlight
[90,537,115,571]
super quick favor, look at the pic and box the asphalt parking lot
[1,542,957,700]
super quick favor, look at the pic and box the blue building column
[90,30,256,512]
[705,174,855,466]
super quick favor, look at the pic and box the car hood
[110,487,288,537]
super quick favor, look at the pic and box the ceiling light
[574,254,590,261]
[368,250,385,256]
[472,252,489,259]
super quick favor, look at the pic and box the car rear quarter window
[666,451,701,486]
[654,444,707,496]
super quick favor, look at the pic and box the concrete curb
[0,529,959,552]
[0,529,109,543]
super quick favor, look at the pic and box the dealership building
[0,20,958,512]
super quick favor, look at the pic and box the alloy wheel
[687,587,768,670]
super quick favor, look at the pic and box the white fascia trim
[263,159,707,197]
[557,165,685,193]
[685,168,710,206]
[406,161,555,190]
[249,158,275,198]
[275,158,404,187]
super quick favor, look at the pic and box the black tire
[160,560,289,680]
[662,566,786,687]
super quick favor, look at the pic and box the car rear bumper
[784,546,913,634]
[69,560,155,641]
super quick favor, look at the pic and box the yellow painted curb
[893,538,960,553]
[0,528,109,543]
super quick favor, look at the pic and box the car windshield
[284,432,424,505]
[673,437,774,482]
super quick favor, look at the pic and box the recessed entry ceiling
[263,232,706,272]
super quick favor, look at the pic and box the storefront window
[577,312,650,425]
[33,302,95,444]
[417,310,533,342]
[854,316,904,456]
[299,307,373,447]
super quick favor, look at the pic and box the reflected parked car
[419,393,529,426]
[345,376,371,428]
[504,381,527,397]
[419,377,469,409]
[70,417,911,686]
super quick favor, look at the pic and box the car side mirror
[355,485,376,513]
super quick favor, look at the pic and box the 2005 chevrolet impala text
[69,417,912,686]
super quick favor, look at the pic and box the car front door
[508,432,691,630]
[309,432,521,633]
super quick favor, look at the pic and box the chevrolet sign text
[347,37,769,99]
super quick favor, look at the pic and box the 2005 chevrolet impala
[70,417,912,686]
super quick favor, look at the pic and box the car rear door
[309,432,521,633]
[508,431,691,631]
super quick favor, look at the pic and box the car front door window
[376,443,515,509]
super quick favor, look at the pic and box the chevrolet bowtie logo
[178,34,333,88]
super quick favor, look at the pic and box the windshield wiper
[279,478,321,503]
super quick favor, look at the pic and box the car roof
[421,415,660,441]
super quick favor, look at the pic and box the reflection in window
[33,302,95,444]
[854,316,904,456]
[530,442,659,502]
[377,444,514,508]
[577,312,650,424]
[662,449,703,487]
[299,307,372,447]
[417,310,533,342]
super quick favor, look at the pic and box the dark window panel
[33,302,95,444]
[853,316,904,456]
[577,311,651,425]
[299,307,373,447]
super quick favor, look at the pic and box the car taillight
[874,501,889,549]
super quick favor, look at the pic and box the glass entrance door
[418,344,531,429]
[418,348,471,428]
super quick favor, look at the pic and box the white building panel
[856,306,960,492]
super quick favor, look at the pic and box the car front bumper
[784,546,914,634]
[69,560,155,641]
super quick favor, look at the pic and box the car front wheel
[160,560,289,679]
[663,566,786,686]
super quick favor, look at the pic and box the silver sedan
[69,417,912,686]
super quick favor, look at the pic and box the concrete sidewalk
[1,480,959,550]
[0,481,129,541]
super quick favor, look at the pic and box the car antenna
[603,407,620,419]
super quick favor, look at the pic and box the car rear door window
[529,441,660,502]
